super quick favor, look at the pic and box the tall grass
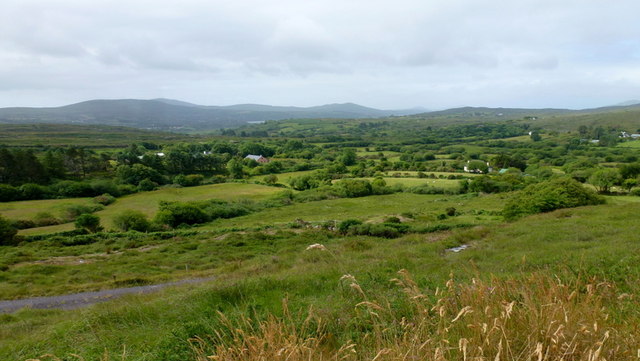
[193,271,638,361]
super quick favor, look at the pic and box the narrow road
[0,277,213,314]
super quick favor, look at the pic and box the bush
[19,183,49,200]
[74,214,102,233]
[0,215,18,245]
[62,204,103,222]
[51,181,94,198]
[338,219,363,233]
[384,216,401,223]
[174,174,204,187]
[344,221,409,238]
[90,180,121,197]
[33,212,62,227]
[407,184,448,195]
[117,184,137,195]
[93,193,116,205]
[335,179,373,198]
[503,177,604,220]
[138,178,159,191]
[12,219,36,230]
[0,184,20,202]
[263,174,278,185]
[113,210,150,232]
[154,202,210,228]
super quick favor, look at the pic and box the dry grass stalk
[194,270,640,361]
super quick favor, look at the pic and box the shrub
[138,178,159,191]
[51,181,94,198]
[113,210,150,232]
[33,212,62,227]
[263,174,278,185]
[407,184,447,194]
[0,184,20,202]
[90,180,121,197]
[0,215,18,245]
[338,219,363,234]
[117,184,137,195]
[62,204,103,222]
[12,219,36,230]
[93,193,116,205]
[19,183,49,200]
[174,174,204,187]
[384,216,401,223]
[154,202,210,228]
[503,177,604,220]
[335,179,373,198]
[74,214,102,233]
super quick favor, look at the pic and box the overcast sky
[1,0,639,109]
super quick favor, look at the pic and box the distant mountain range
[0,99,425,131]
[1,98,639,132]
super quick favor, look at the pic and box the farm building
[245,154,269,163]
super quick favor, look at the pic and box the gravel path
[0,277,213,314]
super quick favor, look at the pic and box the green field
[248,170,315,183]
[617,140,640,148]
[0,198,95,221]
[17,183,283,235]
[203,192,503,229]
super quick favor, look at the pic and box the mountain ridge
[0,99,422,131]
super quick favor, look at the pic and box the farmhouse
[245,154,269,163]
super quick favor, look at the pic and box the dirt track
[0,277,213,314]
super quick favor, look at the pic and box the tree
[116,164,164,185]
[530,131,542,142]
[589,168,621,193]
[339,149,357,166]
[466,160,489,174]
[0,215,18,245]
[227,158,244,179]
[620,163,640,179]
[75,214,101,233]
[623,178,638,192]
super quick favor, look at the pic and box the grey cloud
[1,0,640,108]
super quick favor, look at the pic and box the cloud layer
[1,0,639,109]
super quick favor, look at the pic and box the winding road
[0,277,213,314]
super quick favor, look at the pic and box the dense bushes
[337,219,410,238]
[154,200,256,228]
[113,210,151,232]
[0,215,17,245]
[503,177,604,220]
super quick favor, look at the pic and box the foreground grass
[0,192,501,299]
[3,201,640,360]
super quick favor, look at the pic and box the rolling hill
[0,99,422,131]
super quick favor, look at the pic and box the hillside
[0,99,421,131]
[0,124,196,147]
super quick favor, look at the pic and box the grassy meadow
[12,183,282,235]
[0,198,95,221]
[3,200,640,360]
